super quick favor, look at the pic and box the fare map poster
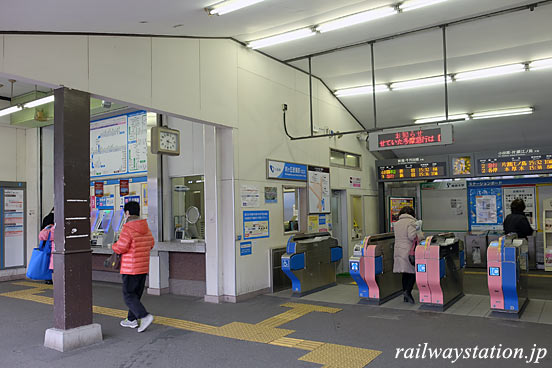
[90,111,148,178]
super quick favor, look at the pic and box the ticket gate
[281,232,342,297]
[349,233,402,305]
[487,234,529,318]
[416,233,465,311]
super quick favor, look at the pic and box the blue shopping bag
[26,232,53,281]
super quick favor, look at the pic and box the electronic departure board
[477,152,552,176]
[378,161,448,181]
[369,125,453,151]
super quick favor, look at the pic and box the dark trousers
[122,274,148,321]
[402,273,416,294]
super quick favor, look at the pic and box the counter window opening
[330,149,361,170]
[283,186,307,234]
[171,175,205,240]
[351,195,364,240]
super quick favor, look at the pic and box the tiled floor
[269,283,552,325]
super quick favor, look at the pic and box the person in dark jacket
[503,199,534,239]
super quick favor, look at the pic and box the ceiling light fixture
[399,0,450,12]
[23,95,54,108]
[208,0,265,16]
[414,114,469,124]
[334,84,390,97]
[0,105,22,117]
[454,63,525,82]
[316,6,397,33]
[391,75,452,91]
[529,58,552,71]
[471,107,533,120]
[247,28,315,49]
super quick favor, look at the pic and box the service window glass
[345,154,360,168]
[283,187,300,233]
[330,150,345,166]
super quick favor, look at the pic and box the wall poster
[308,166,330,214]
[243,211,269,240]
[469,187,503,231]
[389,197,415,229]
[264,187,278,204]
[1,186,26,269]
[241,185,260,208]
[503,186,536,228]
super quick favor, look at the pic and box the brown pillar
[52,87,93,330]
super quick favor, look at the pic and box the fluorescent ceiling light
[529,58,552,71]
[23,95,54,108]
[0,105,22,117]
[399,0,450,12]
[335,84,390,97]
[454,64,525,82]
[391,75,452,91]
[414,114,469,124]
[316,7,397,33]
[247,28,315,49]
[471,107,533,120]
[208,0,264,15]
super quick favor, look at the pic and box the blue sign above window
[267,160,308,181]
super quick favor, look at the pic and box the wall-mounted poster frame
[308,165,330,214]
[0,182,26,270]
[389,197,415,230]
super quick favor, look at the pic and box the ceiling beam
[284,0,552,63]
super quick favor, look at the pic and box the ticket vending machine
[90,209,100,233]
[487,234,529,318]
[349,233,403,305]
[281,232,342,297]
[91,210,115,247]
[110,209,126,243]
[416,233,465,311]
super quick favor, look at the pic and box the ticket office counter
[91,240,206,297]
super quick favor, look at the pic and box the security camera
[282,104,288,111]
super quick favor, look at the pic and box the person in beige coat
[393,206,422,304]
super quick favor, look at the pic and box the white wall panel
[16,129,26,182]
[3,35,88,90]
[89,36,152,108]
[166,116,204,178]
[0,127,19,181]
[199,40,238,128]
[152,38,200,118]
[237,46,295,90]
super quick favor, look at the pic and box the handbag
[104,252,121,271]
[26,232,53,281]
[408,240,417,266]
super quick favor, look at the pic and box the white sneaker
[137,314,154,333]
[120,318,139,328]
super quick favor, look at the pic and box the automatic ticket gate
[487,234,529,318]
[349,233,402,305]
[281,232,342,297]
[416,233,465,311]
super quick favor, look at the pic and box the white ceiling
[1,0,551,157]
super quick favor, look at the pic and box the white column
[204,126,237,303]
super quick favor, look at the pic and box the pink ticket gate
[349,234,402,305]
[415,233,465,311]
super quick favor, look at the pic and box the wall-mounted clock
[151,126,180,156]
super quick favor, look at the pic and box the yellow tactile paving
[299,343,382,368]
[0,282,381,368]
[210,322,294,343]
[258,302,342,328]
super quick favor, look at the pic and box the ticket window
[171,175,205,240]
[283,187,307,234]
[350,195,364,240]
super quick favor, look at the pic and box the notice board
[90,111,148,178]
[421,183,468,232]
[0,182,26,270]
[308,166,330,214]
